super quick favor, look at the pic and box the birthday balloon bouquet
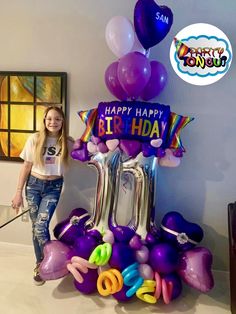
[39,0,214,305]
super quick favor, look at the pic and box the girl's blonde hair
[34,106,69,167]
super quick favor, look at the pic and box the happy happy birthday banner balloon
[77,101,193,160]
[94,101,170,142]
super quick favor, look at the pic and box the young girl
[11,106,72,286]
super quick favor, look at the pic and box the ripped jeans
[25,174,63,264]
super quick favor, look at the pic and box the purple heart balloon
[134,0,173,49]
[119,139,141,158]
[161,211,204,251]
[177,247,214,293]
[53,208,90,245]
[71,142,90,162]
[39,240,74,280]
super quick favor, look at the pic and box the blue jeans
[25,175,63,264]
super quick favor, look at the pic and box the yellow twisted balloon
[136,280,157,304]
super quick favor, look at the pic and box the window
[0,71,67,161]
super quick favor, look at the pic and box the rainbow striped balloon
[78,108,98,142]
[165,112,194,151]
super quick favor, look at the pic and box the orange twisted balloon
[97,268,123,296]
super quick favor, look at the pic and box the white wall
[0,0,235,271]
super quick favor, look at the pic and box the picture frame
[0,71,67,161]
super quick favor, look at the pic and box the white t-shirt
[20,133,65,176]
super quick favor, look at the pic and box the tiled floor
[0,242,230,314]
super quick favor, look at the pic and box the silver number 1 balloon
[85,149,121,233]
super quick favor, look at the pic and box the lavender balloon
[178,247,214,293]
[39,240,74,280]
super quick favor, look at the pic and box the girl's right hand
[11,193,24,213]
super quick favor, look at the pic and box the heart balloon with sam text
[134,0,173,49]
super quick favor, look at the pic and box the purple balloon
[86,229,103,242]
[178,247,214,293]
[162,273,182,300]
[73,235,99,260]
[105,61,128,100]
[140,61,168,101]
[39,240,74,280]
[109,243,135,271]
[53,208,89,245]
[149,243,178,274]
[119,139,141,158]
[73,268,98,294]
[117,52,151,99]
[156,147,166,158]
[145,231,160,247]
[142,142,157,157]
[113,285,133,302]
[161,211,204,251]
[112,225,135,243]
[134,0,173,49]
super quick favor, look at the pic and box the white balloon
[105,16,135,58]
